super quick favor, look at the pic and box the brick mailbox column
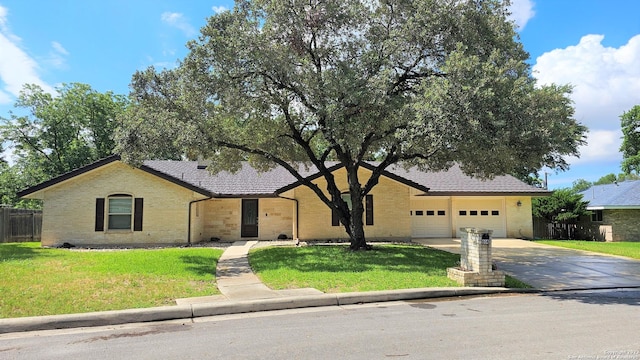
[447,227,505,287]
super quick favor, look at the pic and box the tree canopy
[1,83,128,207]
[117,0,587,250]
[620,105,640,174]
[532,188,589,224]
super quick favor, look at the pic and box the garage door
[411,198,451,237]
[454,199,506,238]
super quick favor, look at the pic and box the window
[95,196,143,232]
[492,210,500,216]
[332,194,373,226]
[109,196,132,230]
[591,210,603,222]
[415,210,424,216]
[437,210,446,216]
[481,210,489,216]
[459,210,467,216]
[426,210,435,216]
[470,210,478,216]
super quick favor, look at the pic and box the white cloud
[46,41,69,69]
[161,12,196,37]
[0,5,54,105]
[567,129,623,165]
[508,0,535,30]
[212,6,229,14]
[533,34,640,165]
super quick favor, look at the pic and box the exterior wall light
[516,200,522,207]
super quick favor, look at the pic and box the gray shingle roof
[385,164,548,194]
[143,160,547,196]
[18,155,548,198]
[579,180,640,208]
[143,160,299,196]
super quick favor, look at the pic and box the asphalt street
[2,290,639,360]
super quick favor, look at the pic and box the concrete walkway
[416,238,640,290]
[177,241,323,305]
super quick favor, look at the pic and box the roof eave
[17,155,122,199]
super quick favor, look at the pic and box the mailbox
[480,233,491,245]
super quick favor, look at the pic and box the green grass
[251,244,462,292]
[537,240,640,259]
[0,242,223,318]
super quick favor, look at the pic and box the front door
[241,199,259,237]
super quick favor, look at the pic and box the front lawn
[0,242,223,318]
[250,244,529,292]
[537,240,640,259]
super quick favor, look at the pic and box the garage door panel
[454,199,505,238]
[411,199,451,237]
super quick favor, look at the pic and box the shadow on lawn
[0,242,58,262]
[180,255,217,277]
[250,245,460,273]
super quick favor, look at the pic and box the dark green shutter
[95,198,105,231]
[365,195,374,225]
[133,198,143,231]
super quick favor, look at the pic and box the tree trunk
[346,169,370,251]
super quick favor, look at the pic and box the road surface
[1,290,639,359]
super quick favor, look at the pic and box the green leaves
[1,83,128,206]
[117,0,588,247]
[620,105,640,174]
[532,188,589,223]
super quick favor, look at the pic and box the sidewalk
[0,241,517,334]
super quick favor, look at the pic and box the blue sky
[1,0,639,189]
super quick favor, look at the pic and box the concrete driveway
[414,238,640,290]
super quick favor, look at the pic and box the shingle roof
[579,180,640,209]
[18,156,548,198]
[385,164,549,195]
[143,160,547,196]
[142,160,306,196]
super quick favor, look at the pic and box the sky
[0,0,639,189]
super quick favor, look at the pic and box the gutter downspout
[278,195,299,241]
[188,196,212,246]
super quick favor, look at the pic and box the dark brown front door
[241,199,259,237]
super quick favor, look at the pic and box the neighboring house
[579,181,640,242]
[18,155,548,247]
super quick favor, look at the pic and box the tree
[1,83,128,206]
[620,105,640,174]
[116,0,587,250]
[532,188,589,224]
[571,179,592,192]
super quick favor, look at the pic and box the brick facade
[602,209,640,242]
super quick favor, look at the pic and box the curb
[0,287,527,334]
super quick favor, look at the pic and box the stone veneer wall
[605,209,640,242]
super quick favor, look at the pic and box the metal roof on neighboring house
[579,180,640,209]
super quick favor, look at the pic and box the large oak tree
[117,0,586,250]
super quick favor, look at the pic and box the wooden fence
[0,207,42,243]
[532,217,605,241]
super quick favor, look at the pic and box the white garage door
[454,199,506,238]
[411,198,451,237]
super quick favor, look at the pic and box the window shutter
[134,198,144,231]
[95,198,105,231]
[365,195,374,225]
[331,208,340,226]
